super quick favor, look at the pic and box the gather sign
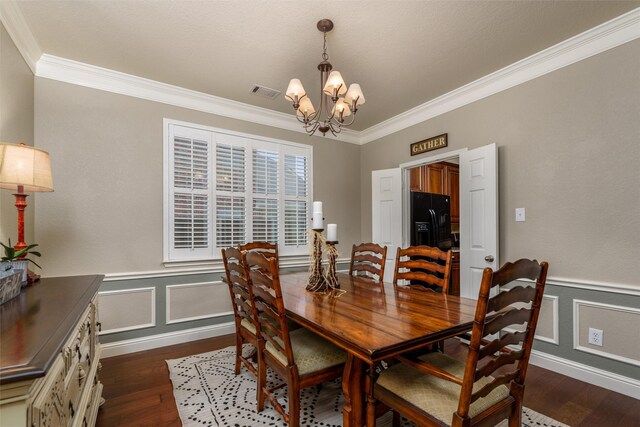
[410,133,448,156]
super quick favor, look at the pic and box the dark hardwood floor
[96,335,639,426]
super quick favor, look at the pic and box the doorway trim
[399,148,468,247]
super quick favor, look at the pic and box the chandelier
[285,19,365,137]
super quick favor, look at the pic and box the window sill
[164,255,351,268]
[162,254,318,270]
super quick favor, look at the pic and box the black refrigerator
[410,192,452,251]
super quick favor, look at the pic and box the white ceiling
[15,1,640,130]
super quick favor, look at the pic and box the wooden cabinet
[450,251,460,296]
[0,276,104,427]
[409,162,460,224]
[409,166,423,192]
[426,163,445,194]
[447,166,459,223]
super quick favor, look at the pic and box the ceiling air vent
[250,84,281,99]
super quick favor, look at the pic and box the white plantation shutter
[168,127,213,260]
[165,121,312,262]
[252,149,279,243]
[215,143,246,248]
[283,153,309,247]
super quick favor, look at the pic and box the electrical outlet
[588,327,603,346]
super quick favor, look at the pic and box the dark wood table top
[0,275,104,384]
[280,272,478,362]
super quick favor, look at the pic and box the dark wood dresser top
[0,275,104,384]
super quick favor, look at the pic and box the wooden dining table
[279,271,479,427]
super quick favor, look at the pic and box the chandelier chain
[322,31,328,61]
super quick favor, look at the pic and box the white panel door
[459,143,498,299]
[372,168,402,283]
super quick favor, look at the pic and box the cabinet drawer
[65,361,88,421]
[62,306,91,375]
[31,358,67,427]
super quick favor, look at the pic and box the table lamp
[0,142,54,255]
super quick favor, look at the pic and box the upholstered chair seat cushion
[266,328,346,375]
[240,318,256,335]
[376,352,510,424]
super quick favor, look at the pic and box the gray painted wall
[356,40,640,382]
[504,281,640,381]
[99,261,351,344]
[0,22,35,245]
[33,78,361,276]
[361,40,640,286]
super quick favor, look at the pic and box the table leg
[342,353,365,427]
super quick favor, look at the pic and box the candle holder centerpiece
[307,201,328,292]
[325,240,339,290]
[306,228,327,292]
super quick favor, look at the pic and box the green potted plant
[0,239,41,284]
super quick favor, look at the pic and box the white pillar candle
[312,201,324,229]
[327,224,337,241]
[312,215,324,230]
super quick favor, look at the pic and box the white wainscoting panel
[505,294,559,345]
[166,281,233,324]
[573,299,640,366]
[535,295,559,345]
[100,322,235,358]
[98,287,156,334]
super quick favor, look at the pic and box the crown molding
[358,7,640,144]
[13,6,638,146]
[35,54,361,144]
[0,0,41,74]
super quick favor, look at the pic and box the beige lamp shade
[285,78,306,101]
[0,143,54,192]
[296,97,316,118]
[323,71,347,96]
[345,84,365,106]
[332,99,352,118]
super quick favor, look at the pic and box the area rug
[167,346,569,427]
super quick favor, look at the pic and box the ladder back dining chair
[221,247,260,379]
[239,241,279,261]
[393,245,453,293]
[243,251,347,427]
[366,258,549,427]
[349,242,388,284]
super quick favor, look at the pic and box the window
[164,120,312,262]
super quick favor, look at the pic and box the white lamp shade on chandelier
[345,84,365,106]
[296,97,316,118]
[323,71,347,97]
[332,99,352,118]
[285,19,365,137]
[285,78,307,102]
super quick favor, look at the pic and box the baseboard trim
[99,322,640,399]
[529,349,640,399]
[99,322,235,358]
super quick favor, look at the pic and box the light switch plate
[515,208,525,222]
